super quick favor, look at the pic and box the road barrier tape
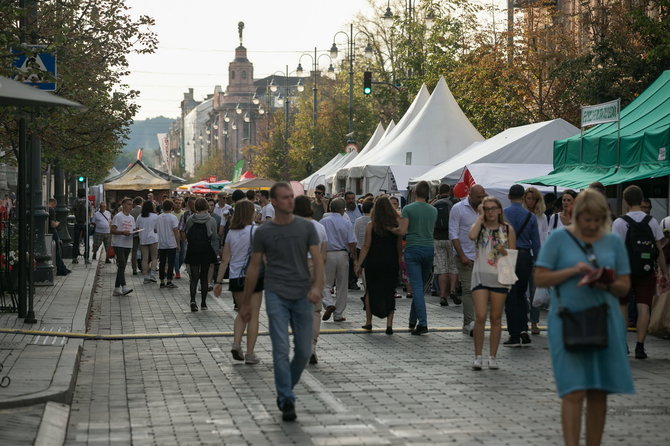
[0,326,552,340]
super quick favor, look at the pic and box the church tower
[224,22,254,106]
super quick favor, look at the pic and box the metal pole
[284,65,290,180]
[312,47,318,155]
[348,23,354,144]
[25,131,37,324]
[17,117,27,318]
[54,165,72,258]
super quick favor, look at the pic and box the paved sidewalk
[62,262,670,445]
[0,260,99,444]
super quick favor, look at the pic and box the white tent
[301,153,344,191]
[455,163,560,207]
[409,119,580,186]
[347,85,430,179]
[324,151,358,194]
[357,77,483,194]
[355,122,385,158]
[335,120,395,188]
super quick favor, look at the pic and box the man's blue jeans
[265,290,313,408]
[404,245,435,327]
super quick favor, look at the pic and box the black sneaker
[71,258,78,264]
[411,325,428,335]
[281,402,297,421]
[440,297,449,306]
[409,322,416,330]
[635,343,647,359]
[520,332,532,346]
[309,353,318,364]
[503,338,522,347]
[166,282,178,289]
[450,292,462,305]
[159,282,166,288]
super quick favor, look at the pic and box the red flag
[453,168,475,198]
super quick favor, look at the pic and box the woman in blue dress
[534,189,634,446]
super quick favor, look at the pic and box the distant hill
[115,116,174,170]
[122,116,174,153]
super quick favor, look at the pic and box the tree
[0,0,157,182]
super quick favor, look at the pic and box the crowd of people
[63,180,669,440]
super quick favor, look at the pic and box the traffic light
[77,175,86,183]
[363,71,372,95]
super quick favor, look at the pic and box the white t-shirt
[548,213,565,235]
[612,210,664,242]
[92,210,112,234]
[111,213,136,248]
[136,213,159,245]
[156,212,179,249]
[225,225,255,279]
[261,203,275,221]
[535,213,549,244]
[308,219,328,259]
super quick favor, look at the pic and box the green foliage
[0,0,157,182]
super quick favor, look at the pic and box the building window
[242,71,247,80]
[231,71,235,80]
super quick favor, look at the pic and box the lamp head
[330,43,338,59]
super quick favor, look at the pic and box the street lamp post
[270,66,304,180]
[297,47,335,165]
[330,24,373,145]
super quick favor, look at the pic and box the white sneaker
[488,356,499,370]
[472,356,482,370]
[113,287,122,296]
[122,286,133,295]
[468,321,475,337]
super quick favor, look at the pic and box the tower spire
[238,21,244,46]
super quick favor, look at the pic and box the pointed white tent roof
[409,118,580,186]
[357,122,385,158]
[347,84,431,178]
[336,120,395,180]
[307,151,359,192]
[301,153,344,189]
[358,77,483,171]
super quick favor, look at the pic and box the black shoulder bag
[557,231,609,352]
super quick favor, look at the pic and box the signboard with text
[581,99,620,128]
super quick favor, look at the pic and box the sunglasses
[315,191,323,195]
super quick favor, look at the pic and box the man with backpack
[432,184,460,306]
[612,185,668,359]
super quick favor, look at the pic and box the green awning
[521,166,617,189]
[600,164,670,186]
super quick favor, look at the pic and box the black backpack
[186,222,212,255]
[433,198,452,239]
[622,215,658,276]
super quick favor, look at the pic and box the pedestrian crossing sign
[12,46,57,91]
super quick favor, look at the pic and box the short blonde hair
[572,189,610,232]
[523,187,546,217]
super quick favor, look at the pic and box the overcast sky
[124,0,380,120]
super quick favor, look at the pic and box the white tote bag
[497,249,519,286]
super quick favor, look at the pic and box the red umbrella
[240,171,256,180]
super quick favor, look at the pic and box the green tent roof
[523,70,670,188]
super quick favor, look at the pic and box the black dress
[363,229,399,318]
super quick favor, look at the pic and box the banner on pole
[232,160,244,182]
[581,99,620,127]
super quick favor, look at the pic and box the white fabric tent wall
[347,84,430,179]
[323,151,358,194]
[459,163,559,207]
[409,119,580,187]
[360,77,483,194]
[338,120,396,191]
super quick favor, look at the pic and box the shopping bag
[532,287,551,308]
[106,245,116,259]
[649,289,670,337]
[497,249,518,286]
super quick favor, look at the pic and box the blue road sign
[12,46,57,91]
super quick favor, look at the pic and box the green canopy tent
[523,71,670,188]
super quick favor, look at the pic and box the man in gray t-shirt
[241,182,324,422]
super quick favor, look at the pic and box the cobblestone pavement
[65,262,670,445]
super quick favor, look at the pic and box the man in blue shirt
[503,184,541,347]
